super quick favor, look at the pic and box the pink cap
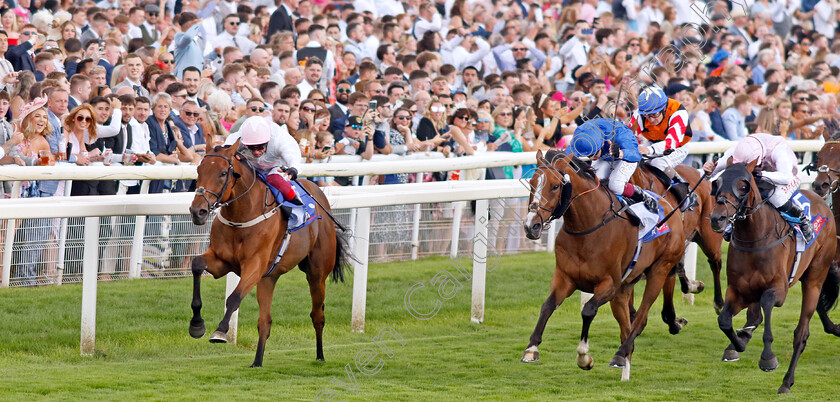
[17,97,48,124]
[240,117,271,145]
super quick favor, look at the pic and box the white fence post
[683,243,698,304]
[55,180,73,285]
[351,207,371,333]
[225,272,240,344]
[471,199,489,324]
[128,181,150,279]
[80,216,100,356]
[410,203,421,260]
[450,202,464,259]
[1,181,21,287]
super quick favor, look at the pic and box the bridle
[804,140,840,194]
[194,152,257,214]
[716,173,792,252]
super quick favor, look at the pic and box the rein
[722,175,791,253]
[195,152,269,227]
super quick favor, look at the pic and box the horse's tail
[331,226,353,283]
[819,262,840,312]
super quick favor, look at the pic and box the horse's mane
[543,149,597,182]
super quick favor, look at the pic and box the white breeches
[768,175,800,208]
[592,159,638,195]
[649,147,688,171]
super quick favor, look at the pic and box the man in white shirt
[214,14,257,56]
[344,22,370,64]
[297,58,323,99]
[412,3,442,39]
[558,21,591,84]
[126,6,145,40]
[813,0,837,39]
[299,25,336,92]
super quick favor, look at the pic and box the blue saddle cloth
[257,174,321,232]
[779,191,828,251]
[618,190,671,281]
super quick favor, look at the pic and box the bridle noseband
[805,161,840,194]
[528,158,605,231]
[195,152,255,213]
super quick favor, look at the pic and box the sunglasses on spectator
[147,12,158,16]
[161,60,174,64]
[499,112,512,116]
[76,115,92,122]
[629,43,640,47]
[183,111,199,117]
[311,97,324,102]
[302,106,315,112]
[374,89,385,94]
[395,115,410,120]
[250,106,267,113]
[350,124,363,130]
[477,119,489,123]
[337,88,351,93]
[228,21,239,25]
[512,47,527,52]
[431,106,445,113]
[21,31,37,36]
[247,143,267,152]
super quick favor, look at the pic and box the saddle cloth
[621,190,671,281]
[779,191,828,252]
[258,174,321,232]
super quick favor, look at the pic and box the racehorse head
[524,149,585,240]
[190,139,243,225]
[811,142,840,198]
[709,157,759,232]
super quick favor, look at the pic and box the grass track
[1,251,838,400]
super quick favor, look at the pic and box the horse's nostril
[531,223,542,232]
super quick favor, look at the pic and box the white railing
[0,139,828,355]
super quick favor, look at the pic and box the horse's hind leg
[610,286,634,381]
[697,233,724,314]
[779,280,821,393]
[251,276,278,368]
[817,263,840,336]
[661,273,688,335]
[189,251,229,339]
[306,268,328,361]
[758,290,780,372]
[521,271,575,363]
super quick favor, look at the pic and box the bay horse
[710,158,839,393]
[633,162,725,312]
[187,139,350,367]
[521,150,686,380]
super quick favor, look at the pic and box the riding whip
[655,156,717,228]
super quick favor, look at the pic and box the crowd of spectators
[2,0,840,283]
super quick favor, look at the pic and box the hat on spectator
[665,83,690,97]
[345,116,363,127]
[145,4,160,13]
[17,97,48,123]
[711,49,729,64]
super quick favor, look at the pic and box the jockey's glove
[284,167,298,180]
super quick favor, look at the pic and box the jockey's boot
[779,200,814,243]
[627,184,659,213]
[267,173,304,206]
[288,193,304,206]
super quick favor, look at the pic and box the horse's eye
[220,170,228,177]
[552,184,560,191]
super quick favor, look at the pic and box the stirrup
[287,194,304,206]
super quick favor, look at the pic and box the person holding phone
[558,20,593,86]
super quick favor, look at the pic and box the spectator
[722,94,752,141]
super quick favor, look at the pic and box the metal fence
[1,197,542,287]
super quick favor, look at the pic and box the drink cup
[39,150,51,166]
[103,148,113,166]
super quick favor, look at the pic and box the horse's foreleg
[612,262,670,371]
[719,290,748,361]
[307,270,327,361]
[521,271,575,363]
[210,270,260,344]
[758,290,780,372]
[779,281,820,393]
[661,274,687,335]
[576,280,616,370]
[251,276,277,368]
[189,252,227,339]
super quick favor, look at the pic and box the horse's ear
[536,149,545,165]
[227,138,241,155]
[745,157,758,173]
[203,124,215,150]
[725,156,733,167]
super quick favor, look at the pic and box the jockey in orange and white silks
[629,86,692,173]
[225,116,304,205]
[703,133,813,242]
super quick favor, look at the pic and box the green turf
[0,251,838,400]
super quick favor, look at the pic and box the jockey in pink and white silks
[703,133,814,242]
[225,116,304,205]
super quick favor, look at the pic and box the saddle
[616,197,642,227]
[641,162,693,210]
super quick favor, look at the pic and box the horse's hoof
[209,330,228,343]
[609,354,626,368]
[722,348,740,362]
[189,322,206,339]
[670,318,688,335]
[249,363,262,368]
[693,280,705,294]
[576,353,594,370]
[521,346,539,363]
[759,356,779,372]
[777,386,792,394]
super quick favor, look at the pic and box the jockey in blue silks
[569,118,658,212]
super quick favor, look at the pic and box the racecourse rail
[0,139,827,355]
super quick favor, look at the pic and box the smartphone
[368,100,378,110]
[560,101,567,108]
[582,28,594,35]
[698,94,707,102]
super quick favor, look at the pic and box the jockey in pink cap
[703,133,813,242]
[225,116,303,205]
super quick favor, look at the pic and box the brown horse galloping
[188,140,350,367]
[633,163,725,312]
[710,159,839,393]
[521,150,686,380]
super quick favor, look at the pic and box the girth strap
[264,231,292,277]
[216,205,281,228]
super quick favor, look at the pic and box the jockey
[703,133,814,243]
[570,118,658,213]
[225,116,304,205]
[630,86,692,190]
